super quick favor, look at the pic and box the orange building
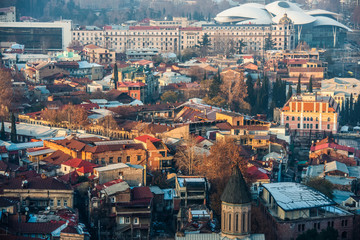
[117,81,146,103]
[281,93,339,134]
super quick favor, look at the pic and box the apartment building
[71,17,295,55]
[281,93,339,134]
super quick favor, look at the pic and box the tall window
[242,213,246,232]
[235,214,239,232]
[229,214,231,231]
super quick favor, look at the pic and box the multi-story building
[0,6,16,22]
[175,176,208,207]
[83,44,115,64]
[0,175,73,212]
[320,77,360,110]
[281,93,339,135]
[0,20,72,52]
[260,182,354,240]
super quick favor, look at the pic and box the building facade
[281,93,339,135]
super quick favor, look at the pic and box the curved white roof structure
[215,1,350,31]
[214,3,272,24]
[306,9,339,18]
[313,16,352,31]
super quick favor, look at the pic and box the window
[327,124,330,129]
[286,116,289,120]
[235,214,239,232]
[125,217,131,224]
[57,200,61,207]
[134,217,139,224]
[117,157,122,163]
[126,156,130,162]
[101,158,105,164]
[229,214,231,231]
[109,157,113,163]
[292,116,295,121]
[342,231,347,239]
[64,200,67,207]
[64,167,67,171]
[304,124,306,128]
[298,123,300,128]
[316,124,318,129]
[137,155,141,161]
[328,117,331,121]
[298,117,300,121]
[50,200,54,207]
[242,213,246,232]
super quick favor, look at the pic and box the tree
[287,84,293,101]
[208,72,222,99]
[181,47,199,62]
[112,63,118,90]
[197,140,251,215]
[264,33,275,51]
[220,69,249,112]
[161,91,181,103]
[308,75,313,93]
[174,135,204,175]
[0,69,13,119]
[235,39,247,54]
[245,74,255,107]
[297,74,302,94]
[196,33,211,57]
[305,177,334,199]
[0,119,5,141]
[10,113,17,143]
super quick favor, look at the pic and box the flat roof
[262,182,335,211]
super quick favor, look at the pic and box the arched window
[223,212,226,230]
[307,117,310,121]
[341,231,347,239]
[292,116,295,120]
[298,117,300,121]
[310,117,313,121]
[328,117,331,121]
[286,116,289,120]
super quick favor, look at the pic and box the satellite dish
[46,207,50,210]
[25,207,29,212]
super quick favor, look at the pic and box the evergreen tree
[208,72,221,99]
[354,95,360,125]
[287,84,293,101]
[0,119,5,141]
[113,63,118,90]
[296,74,301,94]
[308,76,313,93]
[10,113,17,143]
[261,77,270,113]
[245,75,254,106]
[349,93,353,124]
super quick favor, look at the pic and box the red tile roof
[246,165,269,180]
[134,135,161,143]
[43,150,72,165]
[62,158,98,172]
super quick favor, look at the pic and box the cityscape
[0,0,360,239]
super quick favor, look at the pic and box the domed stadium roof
[214,1,350,31]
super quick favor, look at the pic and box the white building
[157,68,191,86]
[0,7,16,22]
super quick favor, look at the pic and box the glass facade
[0,27,62,50]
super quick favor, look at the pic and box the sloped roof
[325,161,349,175]
[134,135,161,143]
[221,166,251,204]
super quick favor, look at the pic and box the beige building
[83,44,115,64]
[0,7,16,22]
[0,176,73,211]
[71,16,295,55]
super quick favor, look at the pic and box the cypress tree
[308,76,313,93]
[0,119,5,141]
[287,84,293,101]
[113,63,118,90]
[246,75,254,106]
[262,77,269,113]
[296,74,301,94]
[349,94,354,124]
[10,113,17,143]
[208,73,221,99]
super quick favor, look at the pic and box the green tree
[245,75,255,106]
[10,113,17,143]
[112,63,118,90]
[308,75,313,93]
[287,84,293,101]
[161,91,181,103]
[305,177,334,199]
[297,74,302,94]
[196,33,211,57]
[0,119,5,141]
[297,227,338,240]
[264,34,275,51]
[208,72,222,99]
[236,39,247,54]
